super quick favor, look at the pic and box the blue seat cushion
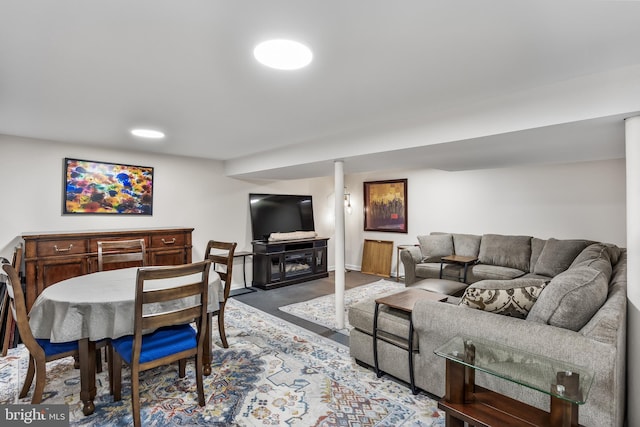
[112,324,197,364]
[36,339,78,357]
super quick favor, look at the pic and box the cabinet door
[314,247,327,273]
[149,248,186,266]
[29,256,89,309]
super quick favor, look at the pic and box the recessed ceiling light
[130,128,165,139]
[253,39,313,70]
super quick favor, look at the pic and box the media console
[252,237,329,289]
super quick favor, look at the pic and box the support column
[334,160,346,329]
[626,116,640,427]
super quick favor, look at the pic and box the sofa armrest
[400,246,422,285]
[413,300,616,367]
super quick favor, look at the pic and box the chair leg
[30,355,47,404]
[218,303,228,348]
[131,366,141,427]
[107,345,113,396]
[19,355,36,398]
[95,348,103,373]
[178,359,186,378]
[195,353,205,406]
[112,350,122,401]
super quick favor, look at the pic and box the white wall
[1,135,626,284]
[0,135,333,288]
[343,159,626,276]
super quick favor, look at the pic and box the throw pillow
[533,238,591,278]
[417,234,453,263]
[459,278,548,319]
[526,265,608,331]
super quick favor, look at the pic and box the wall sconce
[344,187,352,214]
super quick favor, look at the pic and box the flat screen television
[249,193,315,241]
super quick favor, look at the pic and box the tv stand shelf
[252,238,329,289]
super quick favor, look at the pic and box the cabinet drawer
[151,233,185,248]
[37,239,88,257]
[89,237,150,252]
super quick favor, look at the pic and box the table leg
[550,394,579,427]
[78,338,96,416]
[203,312,212,376]
[439,260,445,279]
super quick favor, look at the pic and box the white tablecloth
[29,267,221,343]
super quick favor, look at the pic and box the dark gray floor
[231,270,382,346]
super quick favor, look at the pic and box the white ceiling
[1,1,640,179]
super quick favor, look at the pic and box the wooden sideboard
[21,227,194,310]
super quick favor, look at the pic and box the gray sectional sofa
[349,232,626,427]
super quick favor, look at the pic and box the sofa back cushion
[459,278,548,319]
[478,234,532,272]
[533,238,592,277]
[526,265,608,331]
[570,243,618,280]
[529,238,546,273]
[452,233,482,257]
[417,234,454,262]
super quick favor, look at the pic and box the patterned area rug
[279,279,405,334]
[0,298,444,426]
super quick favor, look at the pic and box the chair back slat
[143,306,203,331]
[204,240,237,302]
[97,239,146,271]
[131,261,210,364]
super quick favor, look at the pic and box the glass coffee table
[434,336,593,427]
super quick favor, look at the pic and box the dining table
[28,266,222,416]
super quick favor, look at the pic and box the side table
[396,244,419,282]
[228,251,256,297]
[373,288,448,394]
[434,336,593,427]
[439,255,478,283]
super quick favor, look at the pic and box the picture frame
[63,157,154,215]
[363,179,408,233]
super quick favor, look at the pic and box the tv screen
[249,193,315,241]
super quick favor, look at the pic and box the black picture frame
[363,179,408,233]
[63,157,154,215]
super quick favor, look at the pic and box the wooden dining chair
[97,239,146,271]
[110,260,211,427]
[1,244,23,357]
[204,240,237,348]
[2,263,81,403]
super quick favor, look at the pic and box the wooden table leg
[78,338,96,416]
[203,313,212,376]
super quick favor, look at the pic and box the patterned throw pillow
[459,279,549,319]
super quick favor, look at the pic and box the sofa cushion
[417,234,453,262]
[478,234,532,272]
[466,264,525,283]
[410,278,468,297]
[415,262,462,281]
[459,278,548,319]
[533,238,591,277]
[526,265,608,331]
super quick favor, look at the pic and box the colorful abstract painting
[63,158,154,214]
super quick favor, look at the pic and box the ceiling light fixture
[253,39,313,70]
[130,128,165,139]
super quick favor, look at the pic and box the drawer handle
[161,238,176,245]
[54,244,74,253]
